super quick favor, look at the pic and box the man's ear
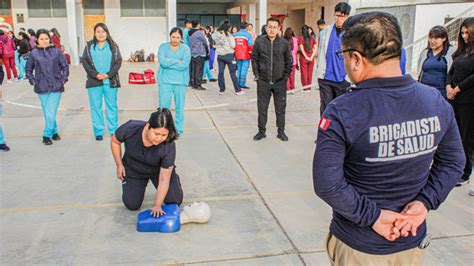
[352,51,364,70]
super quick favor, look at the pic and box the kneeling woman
[110,108,183,216]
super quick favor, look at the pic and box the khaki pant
[325,233,426,266]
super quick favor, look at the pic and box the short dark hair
[170,27,183,39]
[335,2,351,15]
[191,20,200,28]
[27,28,35,37]
[18,31,29,41]
[35,29,52,44]
[218,21,231,36]
[266,17,280,25]
[148,108,179,142]
[240,22,248,29]
[342,11,402,65]
[185,20,191,25]
[427,25,450,56]
[317,19,326,25]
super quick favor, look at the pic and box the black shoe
[196,86,206,90]
[202,79,208,84]
[43,137,53,145]
[209,78,217,82]
[96,135,103,141]
[52,133,61,141]
[253,131,266,141]
[241,85,250,89]
[0,144,10,152]
[456,178,470,187]
[277,131,288,141]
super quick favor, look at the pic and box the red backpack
[128,69,156,85]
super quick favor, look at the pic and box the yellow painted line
[0,194,258,214]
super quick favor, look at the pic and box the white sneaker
[13,78,19,82]
[6,79,13,84]
[235,91,246,96]
[302,89,311,93]
[469,188,474,196]
[219,91,225,95]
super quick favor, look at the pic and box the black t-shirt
[115,120,176,179]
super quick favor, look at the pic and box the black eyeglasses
[335,48,365,59]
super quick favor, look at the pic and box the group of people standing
[0,5,473,265]
[0,27,66,85]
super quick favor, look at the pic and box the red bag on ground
[128,69,156,84]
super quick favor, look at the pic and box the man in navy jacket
[313,12,465,264]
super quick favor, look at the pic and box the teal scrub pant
[0,125,5,145]
[38,92,62,138]
[18,56,27,80]
[236,60,250,87]
[202,60,215,80]
[87,84,118,137]
[159,84,187,135]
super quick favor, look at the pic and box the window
[120,0,165,17]
[27,0,66,18]
[0,0,11,16]
[84,0,104,16]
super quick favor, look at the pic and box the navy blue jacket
[25,46,69,94]
[313,75,465,255]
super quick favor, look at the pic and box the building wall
[104,0,168,58]
[267,2,322,36]
[413,2,473,41]
[179,4,228,15]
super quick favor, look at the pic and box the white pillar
[66,0,79,65]
[258,0,267,34]
[167,0,177,41]
[248,4,256,29]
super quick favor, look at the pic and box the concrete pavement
[1,63,473,265]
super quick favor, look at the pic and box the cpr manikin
[137,202,211,232]
[180,202,211,224]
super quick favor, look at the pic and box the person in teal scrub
[82,23,122,141]
[157,27,191,136]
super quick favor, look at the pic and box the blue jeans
[87,84,118,137]
[209,48,216,70]
[38,92,62,138]
[159,84,187,135]
[217,54,241,93]
[236,59,250,87]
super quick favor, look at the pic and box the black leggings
[122,174,183,210]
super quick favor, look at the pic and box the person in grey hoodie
[189,20,208,90]
[417,25,455,99]
[212,22,244,95]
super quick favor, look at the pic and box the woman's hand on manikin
[151,205,166,217]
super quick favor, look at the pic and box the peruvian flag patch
[318,117,331,130]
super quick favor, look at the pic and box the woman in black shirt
[446,17,474,186]
[111,108,183,216]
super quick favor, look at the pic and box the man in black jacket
[251,17,293,141]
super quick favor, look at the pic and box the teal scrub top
[90,41,112,86]
[157,42,191,86]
